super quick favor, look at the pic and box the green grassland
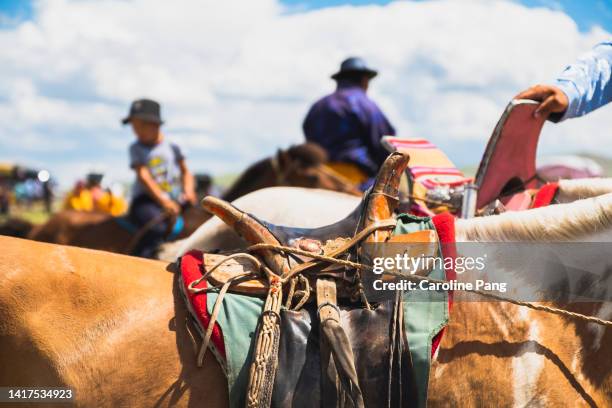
[0,202,56,224]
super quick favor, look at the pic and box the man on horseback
[123,98,196,258]
[303,57,396,190]
[516,40,611,120]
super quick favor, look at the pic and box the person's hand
[515,84,569,119]
[161,198,181,215]
[181,190,198,206]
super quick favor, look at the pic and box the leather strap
[245,278,283,408]
[281,219,396,282]
[317,279,365,408]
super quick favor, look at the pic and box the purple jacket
[302,82,396,176]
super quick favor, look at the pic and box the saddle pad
[382,137,473,189]
[178,212,456,408]
[179,250,262,408]
[168,215,185,240]
[272,301,417,407]
[396,212,456,407]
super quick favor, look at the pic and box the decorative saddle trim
[179,250,227,361]
[429,212,456,356]
[531,182,559,208]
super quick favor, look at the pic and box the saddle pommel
[361,151,410,242]
[201,196,290,276]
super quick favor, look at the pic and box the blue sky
[0,0,32,25]
[2,1,612,31]
[0,0,611,188]
[281,0,612,31]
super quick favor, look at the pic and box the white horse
[163,183,612,406]
[158,178,612,261]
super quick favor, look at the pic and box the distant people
[303,57,396,189]
[194,173,220,199]
[85,173,126,215]
[63,174,127,216]
[0,183,9,215]
[86,173,105,204]
[124,98,196,258]
[42,180,53,213]
[64,180,93,211]
[516,40,611,121]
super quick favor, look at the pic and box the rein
[124,211,177,255]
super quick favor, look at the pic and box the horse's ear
[276,148,290,170]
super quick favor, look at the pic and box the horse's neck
[221,158,274,202]
[556,178,612,203]
[456,193,612,243]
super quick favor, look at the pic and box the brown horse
[25,143,359,254]
[0,216,33,238]
[0,236,225,408]
[219,143,360,202]
[1,192,610,407]
[26,205,209,254]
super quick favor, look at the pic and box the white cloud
[0,0,610,188]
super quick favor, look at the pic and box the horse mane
[456,192,612,242]
[557,178,612,202]
[285,143,328,166]
[220,143,329,202]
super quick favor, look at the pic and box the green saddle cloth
[208,214,448,408]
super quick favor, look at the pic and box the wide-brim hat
[331,57,378,80]
[122,98,164,125]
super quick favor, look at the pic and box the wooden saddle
[188,151,440,408]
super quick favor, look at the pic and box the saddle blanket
[382,137,473,189]
[179,212,456,407]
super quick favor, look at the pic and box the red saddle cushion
[430,212,456,356]
[531,182,559,209]
[180,250,226,360]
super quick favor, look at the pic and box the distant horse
[25,143,359,254]
[0,216,33,238]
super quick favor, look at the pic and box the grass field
[0,202,58,225]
